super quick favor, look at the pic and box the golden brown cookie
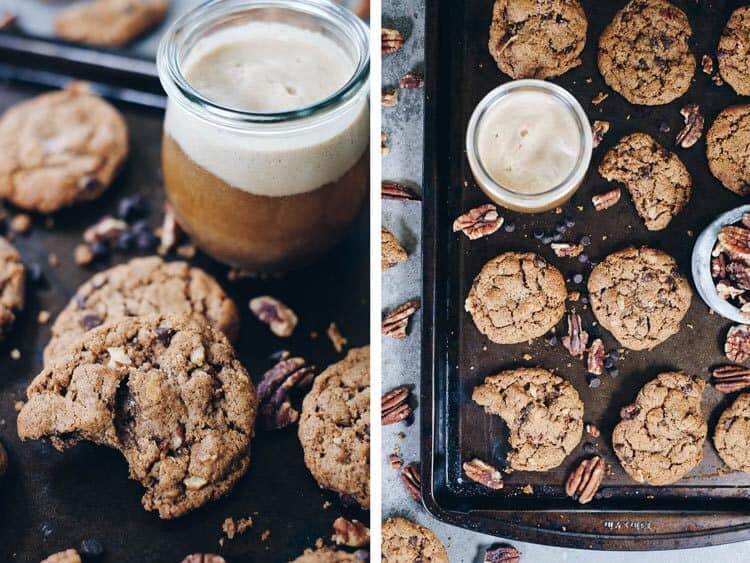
[714,393,750,473]
[382,517,448,563]
[706,104,750,196]
[718,6,750,96]
[290,548,368,563]
[0,237,25,341]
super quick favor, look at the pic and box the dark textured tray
[0,81,369,562]
[422,0,750,550]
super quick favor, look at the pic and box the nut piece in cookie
[0,237,25,341]
[718,7,750,96]
[597,0,695,106]
[588,247,692,350]
[488,0,588,79]
[706,104,750,196]
[55,0,169,47]
[18,314,257,519]
[472,367,584,471]
[382,517,448,563]
[612,372,706,485]
[714,393,750,473]
[44,256,239,365]
[0,84,128,213]
[599,133,691,231]
[298,347,370,508]
[465,251,567,344]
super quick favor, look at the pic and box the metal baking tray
[0,81,369,561]
[421,0,750,550]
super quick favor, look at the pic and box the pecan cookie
[382,517,448,563]
[588,247,692,350]
[17,314,257,519]
[0,84,128,213]
[44,256,239,365]
[599,133,691,231]
[465,252,566,344]
[0,237,25,341]
[488,0,587,79]
[718,7,750,96]
[56,0,169,47]
[706,104,750,195]
[298,347,370,508]
[291,548,367,563]
[613,372,706,485]
[472,367,584,471]
[597,0,695,105]
[714,393,750,473]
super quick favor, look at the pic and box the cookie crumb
[74,244,94,266]
[10,214,31,234]
[9,349,20,360]
[37,310,51,324]
[261,530,271,542]
[326,322,348,353]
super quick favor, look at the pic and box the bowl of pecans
[693,204,750,323]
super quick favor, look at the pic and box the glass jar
[157,0,370,273]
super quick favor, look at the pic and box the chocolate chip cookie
[599,133,691,231]
[0,84,128,213]
[488,0,587,79]
[0,237,25,341]
[714,393,750,473]
[706,104,750,195]
[598,0,695,105]
[44,256,239,365]
[588,247,692,350]
[56,0,169,47]
[613,372,706,485]
[382,517,448,563]
[718,7,750,96]
[291,548,367,563]
[298,347,370,508]
[465,252,567,344]
[18,314,257,519]
[472,367,584,471]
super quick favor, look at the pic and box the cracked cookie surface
[599,133,691,231]
[613,372,706,485]
[597,0,695,105]
[0,85,128,213]
[299,347,370,508]
[44,256,239,365]
[0,237,25,341]
[718,7,750,96]
[472,367,583,472]
[588,247,691,350]
[56,0,169,47]
[706,104,750,195]
[291,548,366,563]
[714,393,750,473]
[382,517,448,563]
[18,314,257,519]
[488,0,587,79]
[465,251,566,344]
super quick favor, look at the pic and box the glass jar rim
[157,0,370,127]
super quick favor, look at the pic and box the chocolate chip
[80,538,104,557]
[90,240,110,260]
[136,231,158,250]
[503,222,516,233]
[155,326,175,346]
[578,253,589,263]
[573,273,584,284]
[564,217,576,228]
[80,314,103,331]
[131,220,150,234]
[580,235,591,246]
[78,175,101,192]
[116,231,135,251]
[587,374,602,388]
[116,195,148,221]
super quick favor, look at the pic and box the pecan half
[250,296,298,337]
[382,28,404,55]
[561,312,589,358]
[333,517,370,548]
[592,120,610,149]
[452,204,503,240]
[565,456,605,505]
[718,226,750,262]
[463,458,504,490]
[726,324,750,363]
[701,54,714,75]
[592,188,621,211]
[400,462,421,501]
[382,89,399,108]
[382,181,420,201]
[587,338,605,375]
[551,242,584,258]
[727,261,750,290]
[382,385,413,425]
[484,544,521,563]
[592,92,608,105]
[257,356,315,430]
[712,365,750,393]
[382,299,420,339]
[83,216,127,244]
[399,71,424,89]
[676,104,704,149]
[181,556,226,563]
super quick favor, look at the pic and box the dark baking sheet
[422,0,750,550]
[0,81,370,562]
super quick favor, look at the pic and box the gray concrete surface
[380,0,750,561]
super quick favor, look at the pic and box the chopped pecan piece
[250,296,298,337]
[561,312,589,358]
[587,338,605,375]
[157,203,183,256]
[452,204,503,240]
[463,458,504,490]
[592,188,621,211]
[716,280,744,300]
[382,28,404,55]
[592,91,608,105]
[83,216,127,243]
[726,324,750,363]
[257,356,315,430]
[701,54,714,75]
[222,516,253,540]
[332,517,370,548]
[592,120,610,148]
[382,88,399,108]
[712,253,728,279]
[727,261,750,291]
[382,181,420,201]
[712,365,750,393]
[551,242,584,258]
[484,544,521,563]
[399,71,424,89]
[718,225,750,262]
[382,385,413,425]
[565,456,605,504]
[585,423,600,438]
[181,556,226,563]
[676,104,704,149]
[326,322,348,353]
[389,452,403,469]
[382,299,420,339]
[400,462,421,501]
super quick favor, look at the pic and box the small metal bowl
[692,204,750,324]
